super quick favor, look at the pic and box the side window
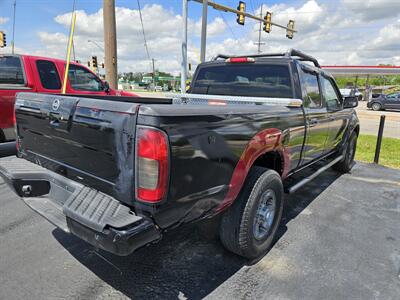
[321,76,341,110]
[36,60,61,90]
[0,56,25,85]
[300,69,321,108]
[68,65,103,92]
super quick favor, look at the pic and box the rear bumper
[0,157,161,256]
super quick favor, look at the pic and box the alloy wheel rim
[253,189,276,240]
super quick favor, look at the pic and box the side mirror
[343,96,358,109]
[103,81,110,93]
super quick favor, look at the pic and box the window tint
[387,93,398,99]
[36,60,61,90]
[0,56,24,85]
[300,70,321,108]
[191,64,293,98]
[321,76,341,110]
[68,65,103,91]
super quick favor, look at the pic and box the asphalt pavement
[0,159,399,300]
[356,102,400,139]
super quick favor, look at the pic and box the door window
[300,70,321,108]
[36,60,61,90]
[68,65,103,91]
[321,76,341,110]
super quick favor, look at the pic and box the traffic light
[0,31,6,48]
[101,63,105,69]
[91,56,98,68]
[286,20,295,39]
[263,12,272,33]
[188,63,192,71]
[236,1,246,25]
[87,61,91,67]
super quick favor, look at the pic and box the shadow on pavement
[53,169,342,299]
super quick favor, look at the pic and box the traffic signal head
[263,12,272,33]
[236,1,246,25]
[0,31,6,48]
[91,56,98,68]
[286,20,295,39]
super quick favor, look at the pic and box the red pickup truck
[0,54,137,142]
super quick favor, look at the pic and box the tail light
[225,57,255,63]
[136,126,169,203]
[12,108,16,125]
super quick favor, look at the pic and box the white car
[340,88,363,101]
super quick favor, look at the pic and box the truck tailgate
[15,92,139,204]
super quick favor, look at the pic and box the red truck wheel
[219,167,283,259]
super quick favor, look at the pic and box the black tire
[219,167,283,259]
[371,103,382,111]
[333,132,357,173]
[0,129,5,143]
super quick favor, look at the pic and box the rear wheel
[372,103,382,111]
[219,167,283,259]
[333,132,357,173]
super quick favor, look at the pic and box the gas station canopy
[321,66,400,77]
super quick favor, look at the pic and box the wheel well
[252,151,283,176]
[353,125,360,136]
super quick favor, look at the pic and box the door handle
[309,118,318,127]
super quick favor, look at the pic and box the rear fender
[217,128,289,212]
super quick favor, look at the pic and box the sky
[0,0,399,75]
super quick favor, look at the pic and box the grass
[356,134,400,169]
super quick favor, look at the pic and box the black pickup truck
[0,50,359,259]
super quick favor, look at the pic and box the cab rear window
[0,56,25,85]
[191,64,293,98]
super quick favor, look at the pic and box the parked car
[0,49,359,259]
[0,54,138,143]
[367,92,400,111]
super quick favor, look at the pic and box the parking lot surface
[356,102,400,138]
[0,161,399,300]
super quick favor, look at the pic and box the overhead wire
[218,10,237,40]
[136,0,151,61]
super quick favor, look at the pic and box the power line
[218,10,237,40]
[136,0,151,61]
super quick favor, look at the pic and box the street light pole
[200,0,208,62]
[103,0,118,89]
[181,0,188,93]
[11,0,16,54]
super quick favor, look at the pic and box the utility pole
[181,0,188,93]
[152,58,156,91]
[11,0,16,54]
[255,6,265,53]
[103,0,118,89]
[200,0,208,62]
